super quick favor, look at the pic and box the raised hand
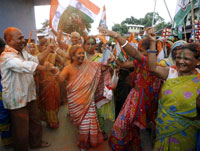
[146,27,156,42]
[98,26,119,38]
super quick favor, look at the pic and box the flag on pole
[98,5,109,42]
[99,5,107,28]
[114,40,128,62]
[128,32,138,49]
[50,0,101,31]
[49,0,67,31]
[174,0,197,27]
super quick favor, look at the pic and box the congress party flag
[174,0,197,27]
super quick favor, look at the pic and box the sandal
[31,140,51,149]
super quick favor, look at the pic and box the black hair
[0,38,6,49]
[181,43,200,59]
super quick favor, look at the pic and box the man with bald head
[1,27,56,151]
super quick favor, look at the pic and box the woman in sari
[83,36,115,140]
[31,39,63,129]
[99,28,162,151]
[58,45,105,151]
[147,28,200,151]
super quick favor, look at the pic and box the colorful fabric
[66,61,103,149]
[38,53,60,128]
[88,52,115,130]
[0,74,12,146]
[109,56,161,151]
[154,74,200,151]
[0,46,38,110]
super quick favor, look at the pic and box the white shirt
[0,46,38,109]
[167,67,200,80]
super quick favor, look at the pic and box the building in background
[126,24,145,34]
[0,0,51,41]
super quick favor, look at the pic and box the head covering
[159,40,187,67]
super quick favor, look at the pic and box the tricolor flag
[128,32,138,49]
[174,0,197,27]
[50,0,101,31]
[114,39,128,62]
[99,5,107,28]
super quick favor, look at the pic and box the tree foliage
[37,19,49,33]
[112,12,170,34]
[112,23,128,36]
[122,12,164,27]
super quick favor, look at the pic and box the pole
[184,23,187,41]
[163,0,173,24]
[190,0,196,42]
[152,0,157,26]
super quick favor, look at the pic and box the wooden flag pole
[184,23,187,41]
[190,0,196,42]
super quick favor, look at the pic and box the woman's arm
[58,66,69,83]
[116,60,134,68]
[56,54,66,67]
[146,28,169,80]
[57,30,69,50]
[99,27,143,62]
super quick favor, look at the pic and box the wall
[0,0,37,40]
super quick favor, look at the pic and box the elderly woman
[158,40,187,67]
[147,28,200,151]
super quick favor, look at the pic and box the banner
[174,0,197,27]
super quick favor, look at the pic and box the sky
[34,0,177,34]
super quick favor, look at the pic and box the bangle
[148,49,158,53]
[121,40,128,48]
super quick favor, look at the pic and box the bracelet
[148,49,158,53]
[121,40,128,48]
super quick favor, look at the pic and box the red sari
[109,56,162,151]
[38,53,60,128]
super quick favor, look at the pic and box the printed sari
[66,61,103,149]
[38,53,60,128]
[88,52,115,130]
[154,74,200,151]
[109,56,161,151]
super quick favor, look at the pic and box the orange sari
[66,61,103,149]
[38,53,60,128]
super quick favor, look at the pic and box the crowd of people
[0,25,200,151]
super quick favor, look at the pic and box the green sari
[154,74,200,151]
